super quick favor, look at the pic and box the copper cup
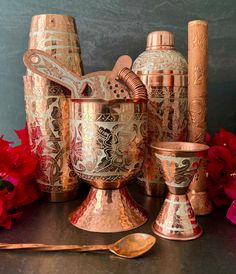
[28,14,82,74]
[151,142,208,240]
[23,75,79,202]
[69,100,148,232]
[24,14,83,201]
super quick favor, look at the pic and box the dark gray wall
[0,0,235,142]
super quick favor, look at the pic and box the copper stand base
[152,193,203,241]
[69,187,148,233]
[188,190,213,215]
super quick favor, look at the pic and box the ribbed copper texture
[133,31,188,197]
[151,141,208,240]
[187,20,213,215]
[24,14,83,202]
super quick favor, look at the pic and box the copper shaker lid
[146,31,174,50]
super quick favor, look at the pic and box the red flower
[207,129,236,223]
[0,126,37,179]
[210,128,236,156]
[0,189,21,229]
[0,124,41,229]
[227,201,236,225]
[10,178,41,208]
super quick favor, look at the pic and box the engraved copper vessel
[151,141,208,240]
[133,31,188,196]
[187,20,213,215]
[24,14,83,202]
[23,50,148,233]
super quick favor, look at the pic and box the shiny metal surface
[187,20,213,215]
[70,100,147,189]
[24,14,83,202]
[151,141,208,240]
[0,233,156,259]
[24,50,146,101]
[109,233,156,258]
[146,31,174,50]
[23,75,79,201]
[69,100,148,232]
[24,50,149,232]
[69,187,148,233]
[28,14,82,74]
[133,33,188,197]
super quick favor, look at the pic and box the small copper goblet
[151,142,209,240]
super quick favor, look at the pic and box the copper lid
[146,31,174,50]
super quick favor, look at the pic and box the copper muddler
[187,20,213,215]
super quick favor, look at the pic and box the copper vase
[23,14,83,202]
[151,141,208,240]
[133,31,188,197]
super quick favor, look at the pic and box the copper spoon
[0,233,156,259]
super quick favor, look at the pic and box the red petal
[226,201,236,224]
[224,173,236,200]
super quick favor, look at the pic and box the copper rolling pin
[187,20,213,215]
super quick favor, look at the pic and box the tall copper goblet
[151,142,208,240]
[69,100,148,232]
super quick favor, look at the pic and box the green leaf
[0,180,15,192]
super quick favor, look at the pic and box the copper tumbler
[24,14,83,202]
[151,142,208,240]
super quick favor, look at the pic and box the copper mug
[24,14,83,202]
[23,49,148,233]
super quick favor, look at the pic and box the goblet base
[188,190,213,215]
[152,193,203,240]
[69,186,148,233]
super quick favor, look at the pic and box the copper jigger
[24,14,83,202]
[23,49,148,233]
[151,142,208,240]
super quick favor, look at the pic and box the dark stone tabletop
[0,183,235,274]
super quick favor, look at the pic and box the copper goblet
[151,142,209,240]
[23,49,148,233]
[69,100,148,232]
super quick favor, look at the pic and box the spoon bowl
[110,233,156,258]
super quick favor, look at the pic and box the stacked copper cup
[23,14,83,202]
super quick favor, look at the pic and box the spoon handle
[23,49,80,96]
[0,243,110,252]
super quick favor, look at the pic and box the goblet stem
[69,187,148,233]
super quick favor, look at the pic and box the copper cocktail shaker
[133,31,188,196]
[23,14,83,202]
